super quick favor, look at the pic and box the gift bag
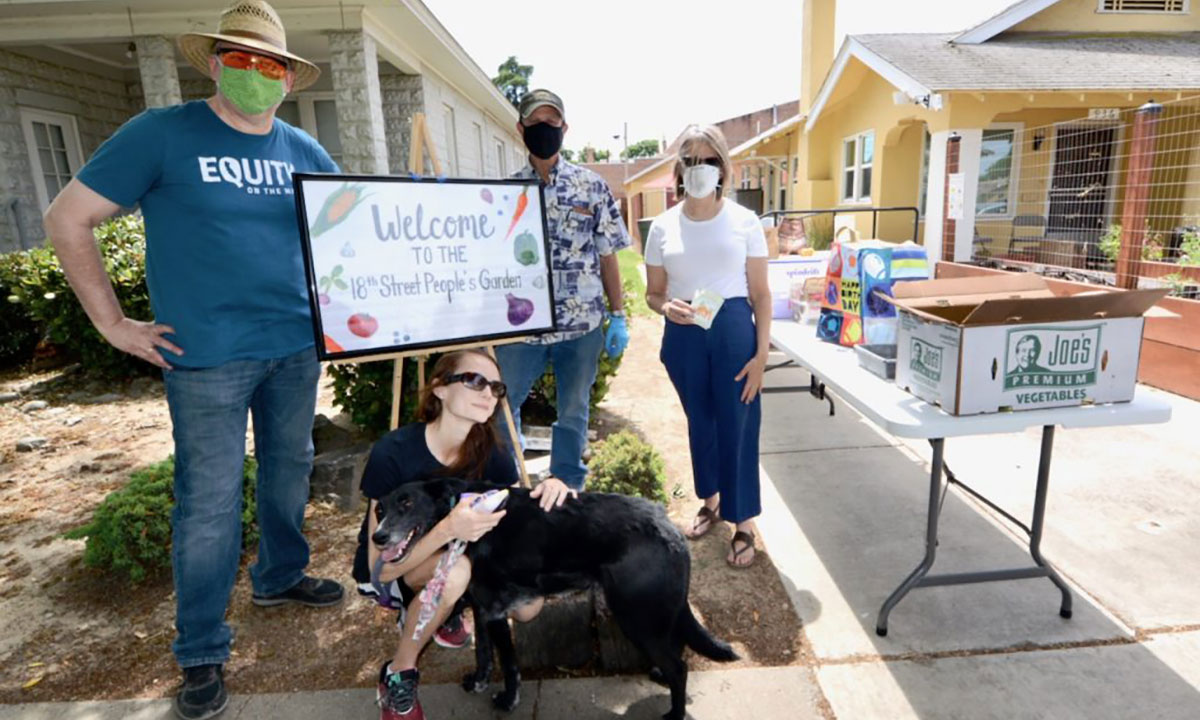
[817,227,929,346]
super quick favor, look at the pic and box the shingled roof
[854,32,1200,92]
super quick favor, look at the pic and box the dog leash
[411,489,508,641]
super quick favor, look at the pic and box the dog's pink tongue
[381,540,406,562]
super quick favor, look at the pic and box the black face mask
[522,122,564,160]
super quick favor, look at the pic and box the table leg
[1031,425,1073,619]
[876,438,945,636]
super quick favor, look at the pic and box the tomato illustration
[348,313,378,338]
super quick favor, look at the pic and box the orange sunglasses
[217,49,288,81]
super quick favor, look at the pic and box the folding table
[768,320,1172,636]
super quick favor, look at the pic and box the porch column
[921,128,981,263]
[327,30,388,174]
[134,35,181,108]
[379,73,424,174]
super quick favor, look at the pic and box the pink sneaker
[433,611,472,649]
[377,663,424,720]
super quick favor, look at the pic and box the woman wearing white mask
[644,124,771,569]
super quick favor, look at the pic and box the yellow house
[794,0,1200,265]
[624,102,800,244]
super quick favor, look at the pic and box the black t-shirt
[352,422,520,583]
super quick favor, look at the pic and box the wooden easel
[379,113,531,487]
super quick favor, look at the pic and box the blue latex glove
[604,313,629,357]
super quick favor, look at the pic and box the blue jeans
[660,299,762,524]
[163,348,320,668]
[495,328,604,491]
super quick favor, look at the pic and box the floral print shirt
[513,158,630,344]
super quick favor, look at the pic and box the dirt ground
[0,315,808,703]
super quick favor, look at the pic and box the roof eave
[952,0,1064,45]
[804,36,936,133]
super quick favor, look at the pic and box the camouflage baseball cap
[518,88,565,121]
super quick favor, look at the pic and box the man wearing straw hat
[43,2,341,717]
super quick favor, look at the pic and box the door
[1047,124,1117,247]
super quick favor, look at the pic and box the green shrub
[326,355,439,437]
[64,456,259,584]
[586,430,667,504]
[1098,224,1122,263]
[1179,230,1200,267]
[0,252,41,367]
[3,215,154,378]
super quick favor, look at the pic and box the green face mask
[218,66,285,116]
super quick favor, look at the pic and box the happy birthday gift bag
[817,229,929,347]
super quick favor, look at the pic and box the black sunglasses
[681,156,722,168]
[445,371,507,398]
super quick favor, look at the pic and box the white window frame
[494,137,507,176]
[917,127,931,218]
[472,122,484,176]
[841,130,874,205]
[19,107,84,211]
[975,122,1023,220]
[280,92,342,165]
[741,165,751,189]
[1097,0,1188,13]
[442,104,459,175]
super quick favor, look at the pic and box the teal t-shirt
[76,100,339,368]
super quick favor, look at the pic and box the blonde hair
[672,124,733,200]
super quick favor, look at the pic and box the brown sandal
[684,504,720,539]
[727,530,756,568]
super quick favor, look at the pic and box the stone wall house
[0,0,524,253]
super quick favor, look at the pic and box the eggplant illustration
[514,230,540,266]
[506,293,534,326]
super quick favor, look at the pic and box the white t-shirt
[644,201,768,301]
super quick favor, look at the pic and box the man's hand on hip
[101,317,182,369]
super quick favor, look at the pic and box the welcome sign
[295,175,556,361]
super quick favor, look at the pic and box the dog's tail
[680,605,738,662]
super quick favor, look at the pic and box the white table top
[769,320,1173,439]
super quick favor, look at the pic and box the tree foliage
[492,56,533,108]
[621,139,659,160]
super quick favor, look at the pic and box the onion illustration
[506,293,534,326]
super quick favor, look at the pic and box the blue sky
[423,0,1018,155]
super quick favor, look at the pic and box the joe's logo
[909,338,942,383]
[1003,325,1101,390]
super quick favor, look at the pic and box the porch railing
[761,206,921,247]
[970,94,1200,296]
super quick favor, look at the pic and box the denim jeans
[163,348,320,668]
[495,328,603,491]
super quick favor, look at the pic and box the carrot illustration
[504,185,530,241]
[324,334,346,353]
[311,183,369,237]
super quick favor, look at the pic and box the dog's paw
[461,673,488,694]
[491,688,520,712]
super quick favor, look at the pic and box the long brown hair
[416,349,503,480]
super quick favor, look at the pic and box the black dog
[372,478,738,720]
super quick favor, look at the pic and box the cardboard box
[767,252,829,318]
[889,274,1167,415]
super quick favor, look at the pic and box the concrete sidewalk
[1,667,822,719]
[5,352,1199,719]
[756,355,1200,719]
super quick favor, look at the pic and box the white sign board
[295,175,556,361]
[946,173,965,220]
[1088,107,1121,121]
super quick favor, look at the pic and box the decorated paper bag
[817,228,929,346]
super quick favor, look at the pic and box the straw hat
[178,0,320,91]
